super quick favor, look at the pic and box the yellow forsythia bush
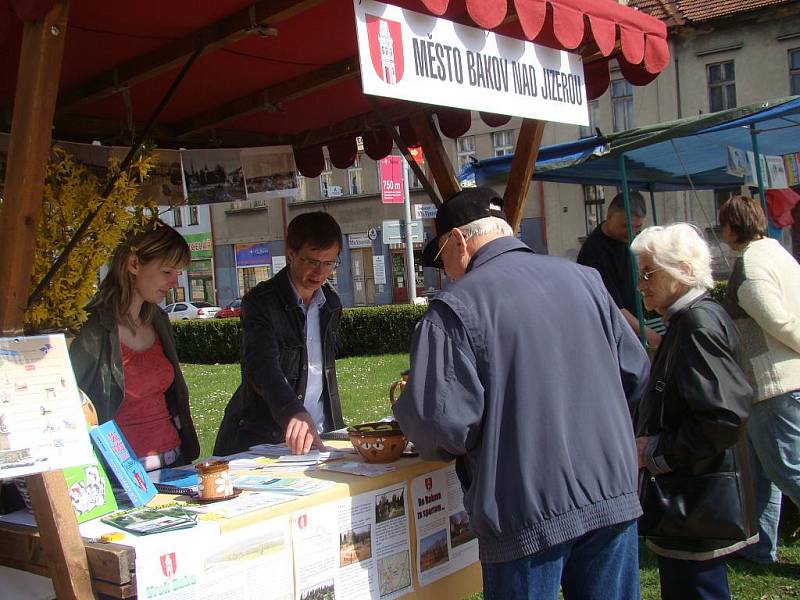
[25,144,158,331]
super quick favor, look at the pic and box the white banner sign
[413,203,437,220]
[354,0,588,125]
[373,255,387,286]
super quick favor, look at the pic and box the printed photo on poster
[449,510,476,548]
[375,486,406,523]
[300,579,335,600]
[182,148,246,204]
[340,524,372,567]
[241,147,299,200]
[419,529,449,572]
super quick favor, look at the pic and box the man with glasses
[393,187,650,599]
[214,212,345,455]
[578,191,661,348]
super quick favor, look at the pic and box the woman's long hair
[91,220,190,330]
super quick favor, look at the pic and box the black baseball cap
[421,187,506,268]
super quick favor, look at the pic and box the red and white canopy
[0,0,669,176]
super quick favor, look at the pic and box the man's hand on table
[285,412,326,454]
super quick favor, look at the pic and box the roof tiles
[628,0,795,23]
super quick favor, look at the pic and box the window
[348,155,363,195]
[188,205,199,226]
[611,80,634,132]
[172,206,183,227]
[707,61,736,112]
[492,130,514,156]
[456,136,476,172]
[790,49,800,95]
[713,187,740,225]
[583,185,605,235]
[320,158,335,198]
[579,100,600,138]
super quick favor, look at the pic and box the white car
[164,301,221,321]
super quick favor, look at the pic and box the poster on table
[354,0,589,126]
[411,464,478,587]
[132,517,293,600]
[292,483,413,600]
[240,146,299,201]
[181,148,246,204]
[0,335,95,478]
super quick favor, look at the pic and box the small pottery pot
[348,421,407,463]
[195,460,233,500]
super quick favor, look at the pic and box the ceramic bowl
[348,421,407,463]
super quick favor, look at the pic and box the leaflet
[291,483,413,600]
[411,464,478,586]
[0,334,95,478]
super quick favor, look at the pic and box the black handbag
[638,467,753,541]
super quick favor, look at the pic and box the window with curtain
[707,61,736,112]
[611,80,634,132]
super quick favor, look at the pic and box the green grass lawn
[183,356,800,599]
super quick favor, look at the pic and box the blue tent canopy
[460,96,800,191]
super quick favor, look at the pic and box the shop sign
[348,233,373,249]
[183,232,212,259]
[382,219,423,245]
[379,155,404,204]
[413,203,437,220]
[354,0,588,126]
[235,242,271,267]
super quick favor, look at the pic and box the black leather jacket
[213,267,344,456]
[635,293,756,555]
[69,304,200,463]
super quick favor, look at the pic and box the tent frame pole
[618,154,647,347]
[648,186,658,225]
[750,124,768,215]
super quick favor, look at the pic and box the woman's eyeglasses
[298,256,341,271]
[638,267,663,282]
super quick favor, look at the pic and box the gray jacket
[69,304,200,462]
[393,237,649,563]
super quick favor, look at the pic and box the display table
[0,449,482,599]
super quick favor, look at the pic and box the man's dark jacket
[214,267,344,456]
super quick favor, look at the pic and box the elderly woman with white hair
[630,224,756,600]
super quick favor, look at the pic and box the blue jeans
[737,391,800,564]
[481,520,639,600]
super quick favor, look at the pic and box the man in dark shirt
[578,191,660,348]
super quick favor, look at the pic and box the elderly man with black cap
[393,187,650,600]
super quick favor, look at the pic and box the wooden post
[0,0,69,333]
[409,109,461,202]
[0,2,96,598]
[503,119,546,232]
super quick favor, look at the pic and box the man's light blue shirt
[288,278,327,432]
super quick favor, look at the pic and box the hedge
[173,282,730,364]
[172,304,428,364]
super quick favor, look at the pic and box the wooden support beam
[503,119,546,231]
[0,3,96,598]
[174,58,360,137]
[409,109,460,202]
[0,1,69,334]
[56,0,323,113]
